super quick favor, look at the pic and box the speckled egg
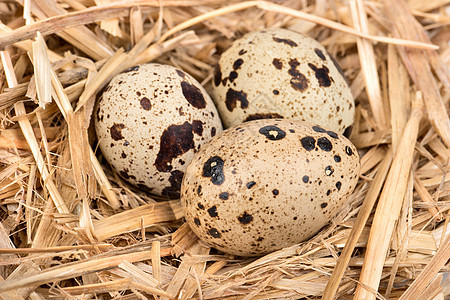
[211,28,354,134]
[95,63,223,198]
[181,119,360,256]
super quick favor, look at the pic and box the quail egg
[95,63,223,198]
[211,28,354,135]
[181,119,360,256]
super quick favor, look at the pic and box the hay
[0,0,449,299]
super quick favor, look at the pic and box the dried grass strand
[355,93,424,299]
[0,248,172,292]
[322,149,393,299]
[159,1,438,50]
[399,235,450,300]
[349,0,385,130]
[383,0,450,148]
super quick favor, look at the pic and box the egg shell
[211,28,354,134]
[181,119,360,256]
[95,63,223,198]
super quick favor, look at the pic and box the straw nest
[0,0,449,299]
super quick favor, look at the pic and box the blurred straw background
[0,0,449,299]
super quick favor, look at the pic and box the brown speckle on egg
[208,228,221,238]
[301,136,316,151]
[207,206,218,217]
[155,122,195,172]
[238,212,254,224]
[258,125,286,140]
[140,97,152,110]
[308,63,332,87]
[314,48,326,60]
[288,59,309,92]
[272,58,283,70]
[317,137,332,151]
[272,36,297,47]
[181,81,206,109]
[225,88,248,111]
[233,58,244,70]
[202,156,225,185]
[246,181,256,189]
[110,123,125,141]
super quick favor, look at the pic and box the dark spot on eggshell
[244,113,283,122]
[288,59,309,92]
[198,203,204,209]
[155,122,195,172]
[273,36,298,47]
[334,155,341,162]
[301,136,316,151]
[176,69,186,78]
[110,123,125,141]
[121,152,127,159]
[317,137,332,151]
[302,175,309,183]
[312,126,326,133]
[272,189,279,196]
[219,192,229,200]
[228,71,238,83]
[272,58,282,70]
[326,189,331,196]
[336,181,342,191]
[321,202,328,208]
[343,126,353,138]
[197,185,202,196]
[325,166,334,176]
[208,228,221,238]
[122,65,139,73]
[194,218,201,225]
[207,205,218,217]
[211,127,216,137]
[123,141,129,146]
[238,212,253,224]
[327,131,338,139]
[314,48,326,60]
[259,125,286,140]
[246,181,256,189]
[345,146,353,156]
[140,97,152,110]
[214,64,222,87]
[161,170,184,198]
[225,88,248,111]
[238,49,247,55]
[233,58,244,70]
[308,63,332,87]
[192,120,203,136]
[119,170,130,179]
[273,90,279,95]
[181,81,206,109]
[202,156,225,185]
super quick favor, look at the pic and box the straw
[0,0,448,298]
[354,92,424,299]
